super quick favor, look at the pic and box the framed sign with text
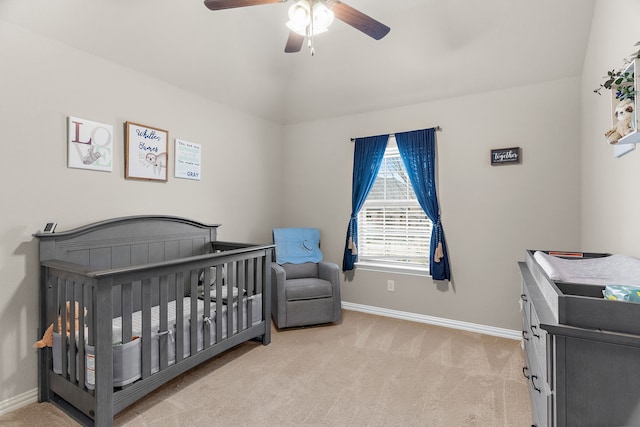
[175,139,201,180]
[125,121,168,181]
[491,147,521,166]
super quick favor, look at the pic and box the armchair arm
[271,262,286,283]
[318,261,342,322]
[318,261,339,284]
[270,263,288,327]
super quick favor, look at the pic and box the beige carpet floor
[0,310,532,426]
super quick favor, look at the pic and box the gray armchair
[271,261,342,328]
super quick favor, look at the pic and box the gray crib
[34,216,273,426]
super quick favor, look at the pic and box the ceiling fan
[203,0,390,54]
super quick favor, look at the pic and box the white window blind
[357,137,432,268]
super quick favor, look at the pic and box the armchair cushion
[285,278,333,301]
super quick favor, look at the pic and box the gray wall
[581,0,640,255]
[281,77,582,331]
[0,21,282,405]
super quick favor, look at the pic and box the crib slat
[68,285,77,383]
[215,264,224,343]
[226,262,234,338]
[237,260,246,332]
[86,285,94,347]
[121,283,133,344]
[248,259,256,297]
[175,272,184,364]
[159,275,169,371]
[256,257,263,296]
[189,270,198,357]
[215,271,223,343]
[168,271,178,365]
[202,266,211,350]
[59,281,68,380]
[141,278,152,379]
[77,285,87,389]
[49,277,61,384]
[247,260,254,327]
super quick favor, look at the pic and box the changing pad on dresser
[533,250,640,285]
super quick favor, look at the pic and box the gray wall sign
[491,147,521,165]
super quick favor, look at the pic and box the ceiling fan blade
[284,31,305,53]
[204,0,286,11]
[329,1,390,40]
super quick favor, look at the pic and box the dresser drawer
[528,303,549,384]
[522,281,550,386]
[521,286,534,349]
[524,346,551,426]
[521,284,532,327]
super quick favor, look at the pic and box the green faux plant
[595,69,635,100]
[594,41,639,101]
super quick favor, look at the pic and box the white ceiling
[1,0,595,124]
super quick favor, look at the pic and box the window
[356,136,432,272]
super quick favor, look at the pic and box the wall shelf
[618,130,640,145]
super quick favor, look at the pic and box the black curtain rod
[350,126,442,142]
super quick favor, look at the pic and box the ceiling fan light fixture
[286,0,334,37]
[286,1,311,36]
[286,21,308,36]
[312,2,334,33]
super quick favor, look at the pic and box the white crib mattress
[533,251,640,286]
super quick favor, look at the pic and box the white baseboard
[342,302,521,340]
[0,388,37,417]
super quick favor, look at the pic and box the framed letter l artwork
[67,116,113,172]
[125,121,168,182]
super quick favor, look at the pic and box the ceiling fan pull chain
[308,2,315,56]
[308,33,315,56]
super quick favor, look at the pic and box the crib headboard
[35,216,223,320]
[35,215,220,268]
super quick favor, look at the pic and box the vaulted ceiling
[1,0,595,124]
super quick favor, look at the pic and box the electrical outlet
[387,280,395,292]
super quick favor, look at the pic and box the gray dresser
[519,250,640,427]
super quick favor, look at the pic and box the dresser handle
[521,293,528,302]
[531,325,541,338]
[522,330,529,341]
[531,375,541,392]
[522,366,530,379]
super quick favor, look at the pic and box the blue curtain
[342,134,389,271]
[395,128,451,281]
